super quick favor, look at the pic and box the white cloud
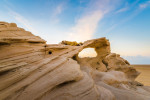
[1,0,38,35]
[8,9,38,35]
[139,1,150,9]
[105,0,149,34]
[54,4,64,16]
[116,7,128,13]
[52,3,65,23]
[66,0,120,42]
[140,4,148,9]
[67,11,103,42]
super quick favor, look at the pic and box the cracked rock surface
[0,22,150,100]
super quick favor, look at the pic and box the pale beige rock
[103,53,140,80]
[0,22,45,45]
[0,22,150,100]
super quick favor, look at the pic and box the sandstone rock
[103,53,140,80]
[60,40,83,46]
[0,22,150,100]
[0,22,46,45]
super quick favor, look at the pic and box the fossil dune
[0,22,150,100]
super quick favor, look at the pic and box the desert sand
[131,65,150,86]
[0,22,150,100]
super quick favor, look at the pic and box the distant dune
[131,65,150,86]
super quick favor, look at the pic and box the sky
[0,0,150,64]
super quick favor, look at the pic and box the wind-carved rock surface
[0,22,150,100]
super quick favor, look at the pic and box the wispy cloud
[116,7,128,13]
[67,11,103,42]
[8,10,38,35]
[66,0,119,42]
[139,0,150,9]
[3,0,38,35]
[115,2,129,13]
[51,2,66,23]
[104,0,150,34]
[53,3,64,16]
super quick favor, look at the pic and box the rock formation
[0,22,150,100]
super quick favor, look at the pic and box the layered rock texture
[0,22,150,100]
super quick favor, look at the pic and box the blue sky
[0,0,150,64]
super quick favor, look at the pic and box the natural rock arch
[0,22,149,100]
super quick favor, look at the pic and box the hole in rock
[0,70,10,76]
[48,51,52,54]
[58,80,75,87]
[72,55,77,60]
[78,48,97,58]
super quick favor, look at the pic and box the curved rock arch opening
[78,48,97,58]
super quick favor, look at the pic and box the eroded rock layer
[0,22,150,100]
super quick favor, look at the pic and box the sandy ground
[131,65,150,86]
